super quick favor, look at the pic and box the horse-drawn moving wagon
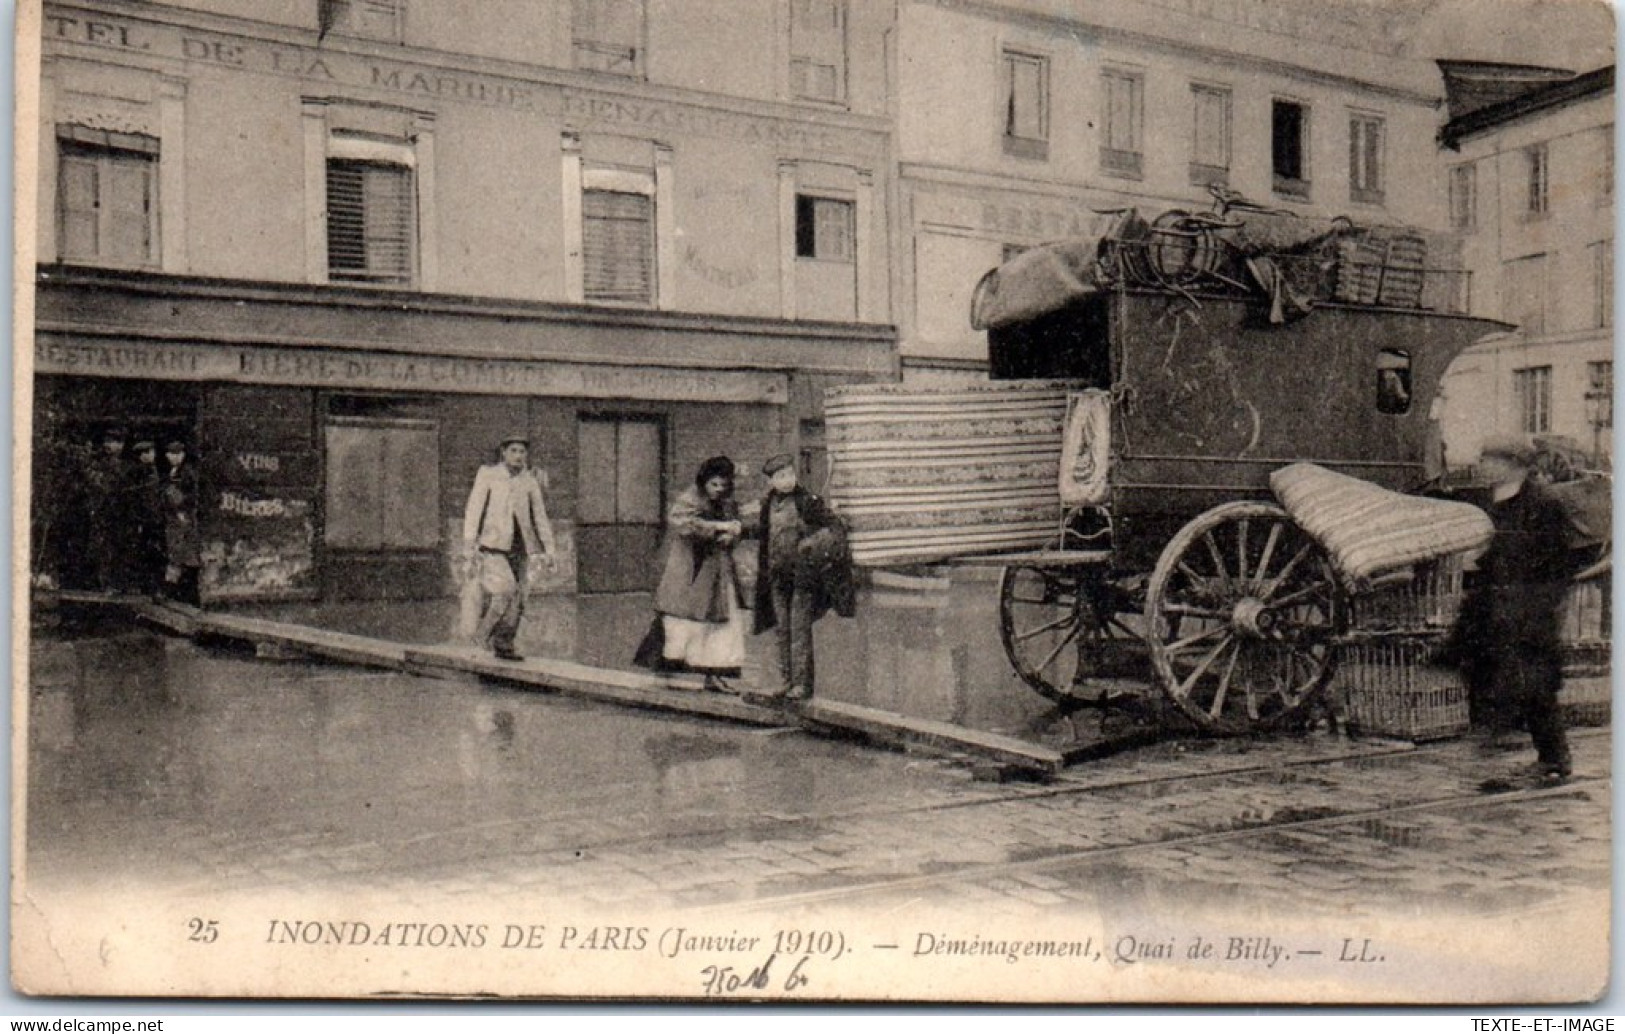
[826,204,1572,737]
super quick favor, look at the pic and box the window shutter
[813,198,853,262]
[327,160,413,284]
[575,0,642,74]
[1193,88,1229,169]
[103,157,154,265]
[790,0,845,101]
[1006,55,1044,139]
[583,189,654,304]
[58,154,99,259]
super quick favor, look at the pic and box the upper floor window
[1525,143,1550,217]
[1503,253,1547,335]
[1600,124,1614,202]
[795,195,854,262]
[583,169,656,305]
[1272,99,1310,199]
[57,127,159,268]
[1190,84,1231,186]
[319,0,403,42]
[1101,70,1144,179]
[574,0,644,77]
[1592,240,1613,329]
[326,135,416,285]
[1449,162,1477,231]
[1002,50,1048,160]
[1513,365,1552,434]
[1587,360,1613,431]
[1349,112,1384,204]
[790,0,847,103]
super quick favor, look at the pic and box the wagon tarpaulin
[1269,462,1493,589]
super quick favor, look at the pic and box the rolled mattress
[825,381,1073,567]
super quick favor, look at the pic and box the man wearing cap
[461,433,557,661]
[1453,434,1576,783]
[161,441,202,605]
[752,453,855,700]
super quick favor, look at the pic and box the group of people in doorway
[75,425,201,604]
[457,432,853,703]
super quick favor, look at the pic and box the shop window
[1514,366,1552,435]
[583,169,656,305]
[324,416,440,550]
[574,0,644,77]
[1003,50,1048,160]
[1349,112,1384,205]
[1190,84,1231,187]
[790,0,847,103]
[326,138,416,285]
[1272,99,1310,199]
[1376,350,1411,415]
[795,195,854,262]
[1525,143,1550,217]
[56,127,159,268]
[1449,163,1476,231]
[319,0,403,42]
[1101,70,1144,179]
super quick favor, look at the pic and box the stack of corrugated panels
[825,381,1073,567]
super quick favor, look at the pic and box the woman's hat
[697,455,736,485]
[762,453,796,476]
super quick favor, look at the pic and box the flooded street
[249,573,1111,746]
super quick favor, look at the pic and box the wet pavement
[23,615,1611,923]
[244,573,1149,750]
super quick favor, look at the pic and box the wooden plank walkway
[102,600,1069,774]
[796,699,1065,774]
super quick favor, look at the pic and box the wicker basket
[1335,637,1469,742]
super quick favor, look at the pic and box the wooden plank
[193,613,407,669]
[402,646,792,729]
[130,601,200,637]
[949,550,1113,567]
[795,699,1064,774]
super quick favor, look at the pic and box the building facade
[33,0,896,602]
[890,0,1450,381]
[1434,65,1615,469]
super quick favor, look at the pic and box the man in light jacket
[462,433,557,661]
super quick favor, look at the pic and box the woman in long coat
[640,455,748,690]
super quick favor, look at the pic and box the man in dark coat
[752,453,855,700]
[83,425,131,592]
[1454,434,1576,783]
[129,440,166,596]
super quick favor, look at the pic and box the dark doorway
[576,413,665,594]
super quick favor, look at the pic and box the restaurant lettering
[36,338,789,405]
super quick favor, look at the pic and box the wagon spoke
[1236,518,1249,584]
[1252,523,1283,591]
[1012,612,1081,642]
[1177,634,1234,699]
[1160,603,1231,620]
[1033,619,1084,673]
[1202,532,1230,589]
[1166,622,1228,656]
[1209,641,1241,718]
[1267,580,1334,610]
[1258,542,1313,598]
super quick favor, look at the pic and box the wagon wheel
[999,564,1145,704]
[1144,501,1346,734]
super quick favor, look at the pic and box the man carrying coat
[752,453,855,700]
[462,433,557,661]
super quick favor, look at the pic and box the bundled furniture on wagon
[826,204,1522,739]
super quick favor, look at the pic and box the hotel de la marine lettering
[31,0,1614,606]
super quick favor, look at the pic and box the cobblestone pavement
[24,625,1610,929]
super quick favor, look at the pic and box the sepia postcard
[10,0,1616,1003]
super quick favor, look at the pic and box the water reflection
[254,575,1141,750]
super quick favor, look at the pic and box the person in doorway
[1451,434,1577,784]
[130,440,166,596]
[751,453,855,702]
[160,441,202,606]
[84,425,131,593]
[638,456,748,692]
[461,433,557,662]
